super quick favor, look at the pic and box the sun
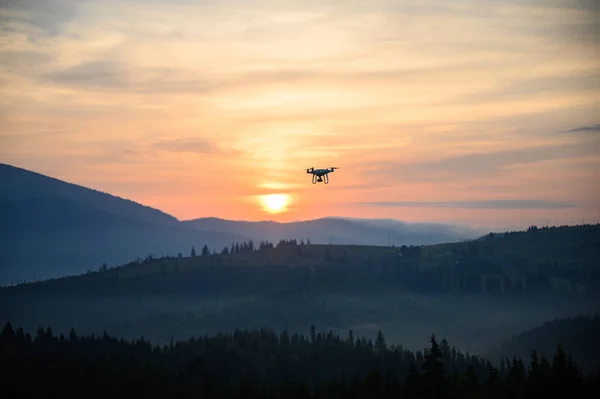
[259,194,291,213]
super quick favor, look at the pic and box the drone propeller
[331,166,340,170]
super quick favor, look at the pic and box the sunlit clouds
[1,0,599,228]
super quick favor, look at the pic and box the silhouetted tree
[422,334,446,398]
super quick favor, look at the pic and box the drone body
[306,167,340,184]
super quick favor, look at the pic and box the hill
[2,224,599,356]
[486,313,600,373]
[0,163,177,226]
[181,216,478,246]
[0,164,248,284]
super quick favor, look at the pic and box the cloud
[36,58,514,98]
[43,60,125,88]
[436,71,600,108]
[0,50,53,75]
[565,124,600,133]
[153,138,241,155]
[40,60,215,93]
[353,199,578,209]
[368,140,600,183]
[0,0,82,36]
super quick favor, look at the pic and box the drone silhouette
[306,167,340,184]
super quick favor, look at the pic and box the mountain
[0,164,248,284]
[0,163,177,227]
[181,216,478,246]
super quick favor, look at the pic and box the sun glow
[259,194,291,213]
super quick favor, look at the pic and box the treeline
[488,313,600,373]
[1,322,598,398]
[188,238,315,258]
[88,238,315,274]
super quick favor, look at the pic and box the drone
[306,167,340,184]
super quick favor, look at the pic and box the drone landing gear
[311,173,329,184]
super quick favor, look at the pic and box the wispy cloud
[41,60,215,94]
[435,71,600,108]
[365,140,600,183]
[0,0,82,35]
[152,138,243,155]
[1,0,599,227]
[565,124,600,133]
[352,199,578,210]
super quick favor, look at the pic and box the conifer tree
[422,334,446,398]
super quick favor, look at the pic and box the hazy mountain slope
[0,163,178,226]
[0,164,251,284]
[329,217,486,239]
[0,196,248,284]
[486,313,600,373]
[182,216,471,246]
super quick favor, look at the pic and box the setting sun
[259,194,291,213]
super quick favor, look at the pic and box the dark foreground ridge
[1,322,598,398]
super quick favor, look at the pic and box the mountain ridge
[0,163,179,226]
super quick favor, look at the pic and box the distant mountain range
[0,163,482,285]
[182,217,481,247]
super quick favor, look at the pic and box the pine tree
[191,246,196,257]
[0,321,15,344]
[422,334,446,398]
[527,350,542,397]
[375,330,386,354]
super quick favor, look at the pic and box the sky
[1,0,599,230]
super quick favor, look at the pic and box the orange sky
[1,0,599,230]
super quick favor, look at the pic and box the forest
[6,223,600,298]
[2,321,598,398]
[1,224,599,367]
